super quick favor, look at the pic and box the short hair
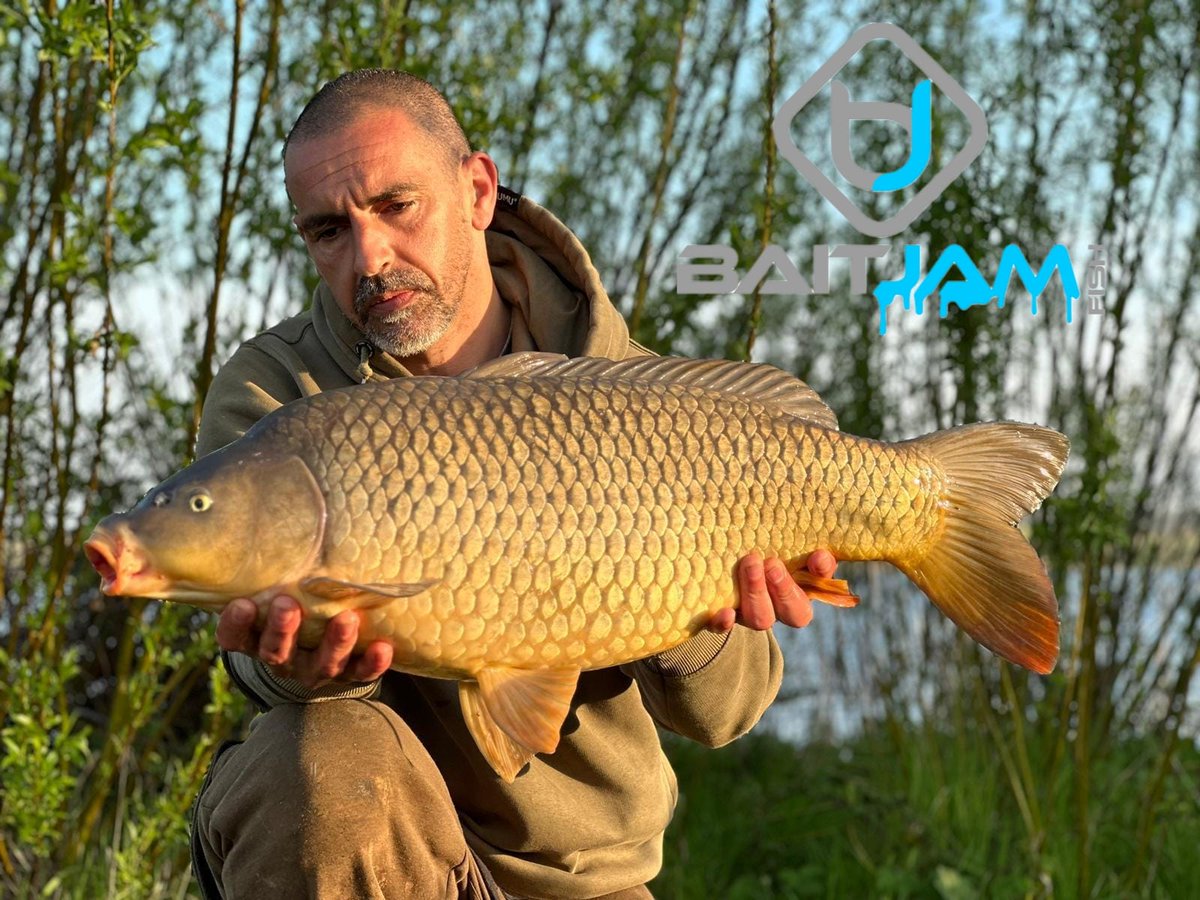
[283,69,471,171]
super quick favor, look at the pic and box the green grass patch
[652,725,1200,899]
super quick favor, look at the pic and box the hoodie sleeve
[197,340,384,710]
[624,627,784,747]
[195,342,300,456]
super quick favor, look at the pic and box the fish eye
[189,492,213,513]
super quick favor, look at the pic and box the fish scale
[85,352,1069,781]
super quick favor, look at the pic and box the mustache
[355,271,435,306]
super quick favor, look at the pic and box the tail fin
[895,423,1070,674]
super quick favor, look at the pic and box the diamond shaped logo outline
[772,23,989,239]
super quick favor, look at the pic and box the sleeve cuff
[225,651,383,708]
[644,629,732,677]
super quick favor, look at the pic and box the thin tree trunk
[743,0,777,360]
[628,0,694,339]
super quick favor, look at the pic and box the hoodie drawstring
[354,341,375,384]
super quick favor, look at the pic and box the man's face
[285,108,482,358]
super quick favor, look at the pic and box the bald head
[284,69,471,173]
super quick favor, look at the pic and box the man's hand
[216,596,393,689]
[708,550,838,633]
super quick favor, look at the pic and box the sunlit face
[285,108,484,358]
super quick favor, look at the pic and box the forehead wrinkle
[285,107,449,207]
[289,144,429,211]
[291,151,378,195]
[288,121,426,181]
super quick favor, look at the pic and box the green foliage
[93,664,244,900]
[0,647,91,861]
[655,728,1200,899]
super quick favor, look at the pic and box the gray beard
[353,271,456,358]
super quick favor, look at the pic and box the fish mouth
[84,527,166,597]
[84,530,120,590]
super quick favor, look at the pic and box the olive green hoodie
[195,188,784,899]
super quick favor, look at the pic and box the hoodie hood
[312,187,631,382]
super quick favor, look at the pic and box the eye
[384,200,413,215]
[312,225,343,243]
[189,492,213,513]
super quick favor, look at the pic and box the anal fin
[785,565,860,608]
[459,682,535,783]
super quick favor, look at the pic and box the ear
[463,151,499,231]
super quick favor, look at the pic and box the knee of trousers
[196,698,465,863]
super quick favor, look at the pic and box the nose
[351,220,393,278]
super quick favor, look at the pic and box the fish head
[84,448,326,609]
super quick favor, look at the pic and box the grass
[651,723,1200,899]
[4,675,1196,898]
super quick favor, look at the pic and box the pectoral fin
[477,667,580,755]
[300,576,437,609]
[459,681,536,783]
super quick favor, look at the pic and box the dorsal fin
[461,351,570,380]
[461,352,838,429]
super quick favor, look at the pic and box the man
[191,69,836,900]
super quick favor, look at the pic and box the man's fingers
[215,598,260,655]
[804,549,838,579]
[737,553,777,630]
[345,641,393,682]
[289,611,362,688]
[706,608,736,633]
[258,596,301,666]
[214,596,384,689]
[311,611,360,681]
[766,558,813,628]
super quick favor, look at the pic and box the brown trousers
[190,699,653,900]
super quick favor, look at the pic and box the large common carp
[85,353,1069,780]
